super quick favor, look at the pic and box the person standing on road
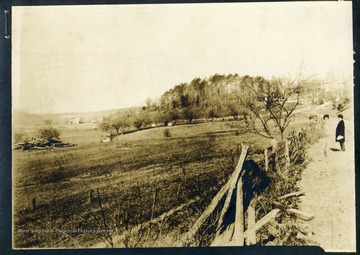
[335,114,345,151]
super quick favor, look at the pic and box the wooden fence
[286,128,306,164]
[182,129,308,246]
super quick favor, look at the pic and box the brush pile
[14,137,76,151]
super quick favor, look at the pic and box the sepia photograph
[11,2,355,251]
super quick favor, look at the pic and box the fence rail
[183,128,308,246]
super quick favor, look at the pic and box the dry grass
[13,110,324,248]
[13,121,269,248]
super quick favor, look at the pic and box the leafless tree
[234,73,315,141]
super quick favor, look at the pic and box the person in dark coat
[335,114,345,151]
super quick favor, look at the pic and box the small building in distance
[69,116,80,125]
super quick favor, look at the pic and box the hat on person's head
[338,114,343,119]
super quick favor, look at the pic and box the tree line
[100,72,344,141]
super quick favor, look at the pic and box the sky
[12,2,353,114]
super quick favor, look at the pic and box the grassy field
[13,105,328,248]
[13,120,275,248]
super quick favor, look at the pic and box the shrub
[133,120,143,130]
[163,129,172,138]
[207,109,218,119]
[38,127,60,140]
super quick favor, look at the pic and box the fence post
[233,176,244,245]
[271,139,278,170]
[32,197,37,211]
[246,199,256,245]
[285,138,290,168]
[271,139,277,152]
[89,189,94,203]
[264,149,269,172]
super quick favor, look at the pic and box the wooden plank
[271,139,277,152]
[285,139,290,167]
[244,209,280,239]
[183,145,247,245]
[264,149,269,172]
[245,199,256,245]
[232,176,244,245]
[216,144,249,234]
[287,208,314,221]
[278,191,304,200]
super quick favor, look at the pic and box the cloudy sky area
[12,2,352,114]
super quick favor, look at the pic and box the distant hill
[51,106,139,119]
[12,110,47,128]
[12,106,141,128]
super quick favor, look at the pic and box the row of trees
[98,103,221,138]
[99,72,343,141]
[146,73,328,121]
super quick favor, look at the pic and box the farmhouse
[69,116,80,125]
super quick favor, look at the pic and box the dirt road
[298,110,356,252]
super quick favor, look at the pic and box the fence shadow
[242,160,270,212]
[220,159,271,235]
